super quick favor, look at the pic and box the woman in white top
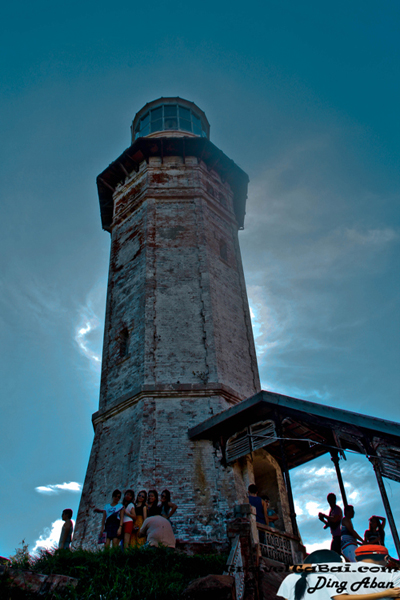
[277,549,400,600]
[118,489,136,549]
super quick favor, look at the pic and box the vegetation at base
[2,545,227,599]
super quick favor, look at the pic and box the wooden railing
[257,524,305,565]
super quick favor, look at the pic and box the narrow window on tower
[219,240,228,262]
[119,327,129,359]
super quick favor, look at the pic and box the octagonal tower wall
[73,99,265,548]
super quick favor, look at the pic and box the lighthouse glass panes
[134,104,206,139]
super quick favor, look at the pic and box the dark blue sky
[1,0,399,558]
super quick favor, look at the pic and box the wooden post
[370,456,400,558]
[275,417,299,538]
[330,451,348,508]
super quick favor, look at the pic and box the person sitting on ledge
[262,495,279,528]
[364,515,386,546]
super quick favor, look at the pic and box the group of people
[95,488,177,550]
[318,492,386,562]
[246,486,388,566]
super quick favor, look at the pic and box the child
[59,509,73,550]
[262,495,278,528]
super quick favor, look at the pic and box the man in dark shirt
[248,484,270,542]
[318,492,342,555]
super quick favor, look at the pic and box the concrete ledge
[92,382,244,427]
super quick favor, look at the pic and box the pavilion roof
[188,390,400,482]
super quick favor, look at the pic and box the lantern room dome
[131,97,210,142]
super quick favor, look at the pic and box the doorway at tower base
[231,449,294,535]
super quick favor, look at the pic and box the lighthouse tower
[73,98,261,548]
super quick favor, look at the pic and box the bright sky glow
[32,519,64,555]
[74,299,102,369]
[304,540,332,554]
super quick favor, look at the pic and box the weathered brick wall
[74,392,245,549]
[99,156,259,411]
[74,154,263,548]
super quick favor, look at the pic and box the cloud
[315,467,335,477]
[305,501,324,517]
[0,273,68,331]
[240,138,399,404]
[35,482,82,495]
[345,228,398,246]
[75,315,102,369]
[74,280,105,372]
[32,519,63,555]
[304,540,332,554]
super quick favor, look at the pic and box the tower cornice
[97,137,249,232]
[92,383,245,428]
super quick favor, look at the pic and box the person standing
[318,493,342,555]
[58,509,73,550]
[130,490,148,548]
[248,484,269,542]
[160,490,177,521]
[100,489,123,548]
[147,490,161,516]
[341,505,363,561]
[118,489,136,549]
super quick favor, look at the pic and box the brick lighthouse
[73,97,261,548]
